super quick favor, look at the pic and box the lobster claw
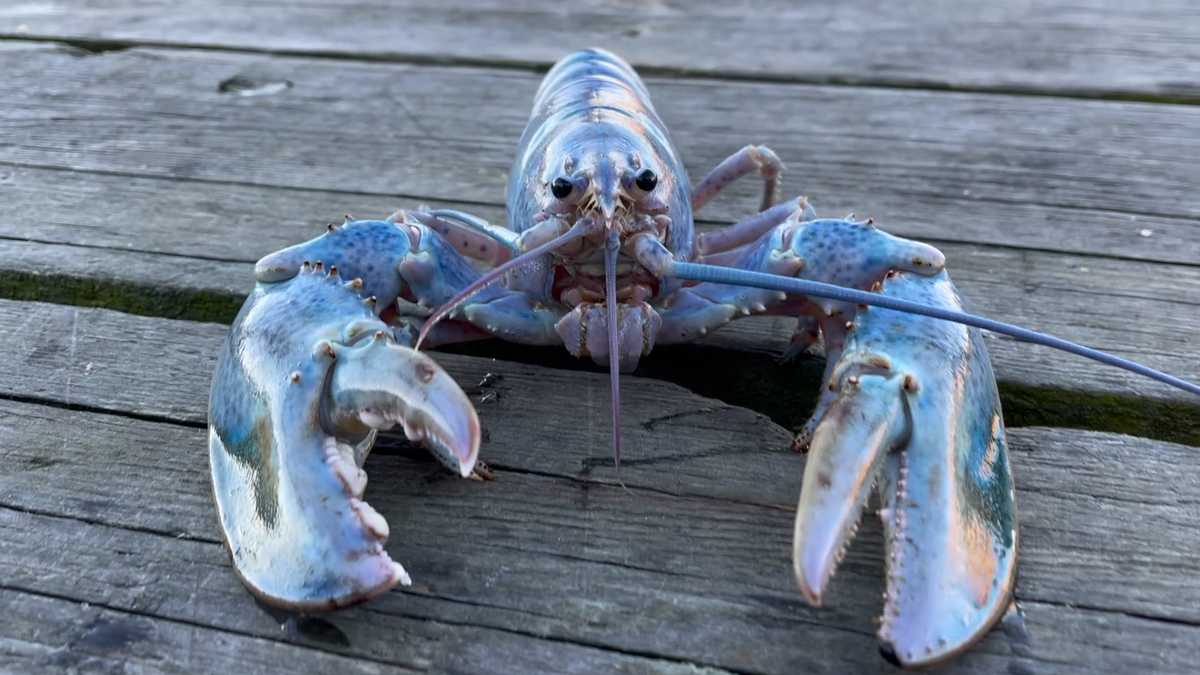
[208,263,479,611]
[792,271,1017,668]
[324,332,479,478]
[793,372,905,605]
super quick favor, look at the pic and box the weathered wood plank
[0,578,726,675]
[3,44,1198,415]
[3,1,1200,100]
[0,452,835,675]
[2,44,1199,264]
[1,394,1198,673]
[0,4,1196,673]
[0,304,1197,628]
[0,588,417,675]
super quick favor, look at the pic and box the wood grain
[1,44,1198,264]
[0,298,801,505]
[1,395,1197,673]
[0,589,419,675]
[2,45,1197,417]
[3,1,1200,100]
[0,305,1197,629]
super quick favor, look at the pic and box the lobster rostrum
[209,49,1200,666]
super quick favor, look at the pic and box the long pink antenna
[603,230,623,476]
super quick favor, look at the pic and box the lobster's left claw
[792,271,1017,668]
[209,264,479,611]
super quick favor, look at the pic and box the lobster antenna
[669,262,1200,398]
[416,219,591,350]
[603,230,625,483]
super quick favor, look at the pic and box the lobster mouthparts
[792,271,1017,668]
[209,261,479,611]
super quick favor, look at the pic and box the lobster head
[536,122,690,258]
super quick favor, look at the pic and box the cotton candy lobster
[208,49,1200,667]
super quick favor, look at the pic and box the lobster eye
[635,169,658,192]
[551,177,573,199]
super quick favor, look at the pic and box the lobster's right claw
[209,263,479,611]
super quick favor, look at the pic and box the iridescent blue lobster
[208,49,1199,667]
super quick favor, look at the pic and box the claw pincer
[793,271,1016,667]
[209,254,479,610]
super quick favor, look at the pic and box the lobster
[208,49,1200,667]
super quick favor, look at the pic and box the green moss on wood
[0,271,242,324]
[999,383,1200,448]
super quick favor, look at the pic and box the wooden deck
[1,2,1198,673]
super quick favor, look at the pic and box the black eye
[551,177,573,199]
[635,169,658,192]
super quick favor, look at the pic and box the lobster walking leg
[694,197,815,259]
[692,144,785,212]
